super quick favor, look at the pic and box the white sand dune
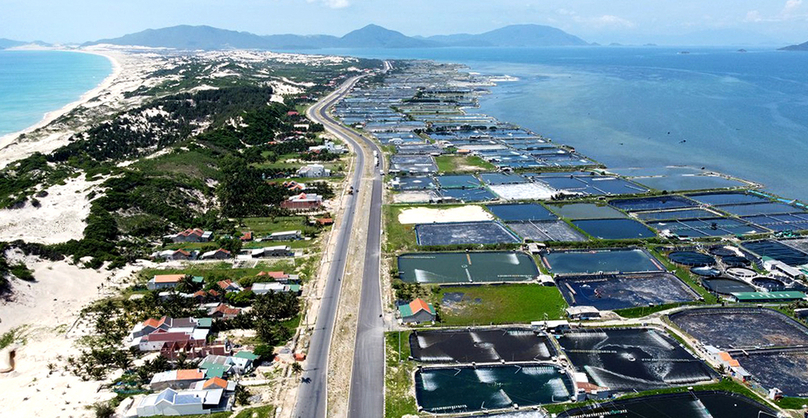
[398,205,494,224]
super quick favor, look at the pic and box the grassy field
[242,216,310,236]
[434,284,568,326]
[385,331,418,418]
[434,155,495,173]
[383,205,418,253]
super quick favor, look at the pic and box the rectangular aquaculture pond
[506,220,588,242]
[440,188,498,202]
[558,328,717,391]
[669,308,808,350]
[742,240,808,266]
[634,208,721,221]
[397,252,539,284]
[737,351,808,397]
[717,202,804,217]
[572,218,656,240]
[542,249,664,275]
[557,391,777,418]
[487,203,557,222]
[415,221,520,246]
[556,273,699,311]
[436,174,484,189]
[609,195,696,212]
[547,203,627,220]
[632,174,749,192]
[649,218,765,237]
[687,192,771,206]
[415,364,574,414]
[410,328,555,363]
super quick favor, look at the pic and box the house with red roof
[147,274,188,290]
[165,228,213,243]
[281,193,323,210]
[149,369,206,391]
[398,298,436,324]
[200,248,232,260]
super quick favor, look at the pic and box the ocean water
[0,50,112,137]
[316,47,808,201]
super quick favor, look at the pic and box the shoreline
[0,48,123,150]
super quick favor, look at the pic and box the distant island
[85,23,589,50]
[779,40,808,51]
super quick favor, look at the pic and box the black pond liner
[709,246,739,257]
[691,266,722,277]
[720,255,749,267]
[703,278,756,294]
[751,277,786,291]
[557,390,777,418]
[669,251,715,266]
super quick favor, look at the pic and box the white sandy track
[398,205,494,224]
[0,174,103,244]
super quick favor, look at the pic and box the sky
[1,0,806,45]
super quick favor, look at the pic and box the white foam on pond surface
[421,372,439,392]
[567,331,608,340]
[505,252,520,265]
[537,344,551,358]
[506,330,534,336]
[491,389,513,408]
[417,335,428,348]
[520,366,556,376]
[647,330,676,350]
[474,368,498,383]
[548,377,571,398]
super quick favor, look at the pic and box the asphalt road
[294,74,368,418]
[346,65,387,418]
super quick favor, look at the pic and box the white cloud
[744,10,763,22]
[307,0,350,9]
[573,14,635,28]
[745,0,805,22]
[783,0,803,16]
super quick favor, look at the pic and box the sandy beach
[0,47,122,151]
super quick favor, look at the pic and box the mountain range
[779,40,808,51]
[85,24,589,50]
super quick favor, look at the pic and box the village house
[252,282,302,295]
[269,230,302,241]
[296,164,331,178]
[136,387,230,417]
[309,140,346,154]
[238,246,294,259]
[199,351,258,376]
[256,271,300,283]
[398,298,436,324]
[200,248,232,260]
[239,231,253,242]
[189,377,237,392]
[281,193,323,210]
[216,280,242,293]
[165,228,213,243]
[147,274,186,291]
[149,369,205,391]
[208,303,241,319]
[152,249,199,261]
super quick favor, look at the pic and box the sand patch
[0,174,103,244]
[398,205,493,225]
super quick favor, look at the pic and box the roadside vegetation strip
[384,331,417,418]
[434,284,567,326]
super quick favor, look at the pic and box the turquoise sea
[317,47,808,201]
[0,50,112,137]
